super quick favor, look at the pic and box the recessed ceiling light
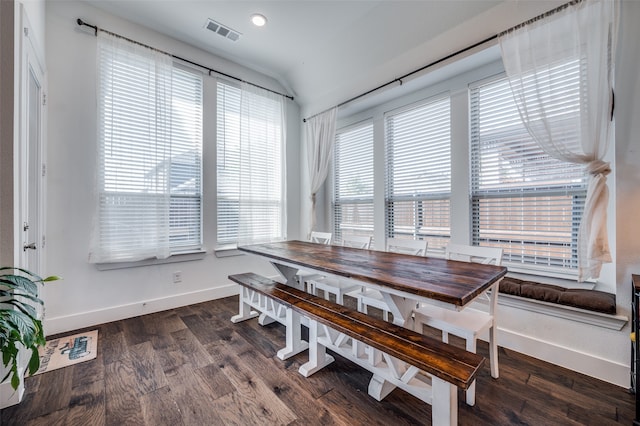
[251,14,267,27]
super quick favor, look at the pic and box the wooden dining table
[236,240,507,327]
[232,240,506,423]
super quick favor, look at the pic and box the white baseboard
[44,284,239,335]
[498,327,629,388]
[43,285,630,388]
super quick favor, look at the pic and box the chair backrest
[310,231,332,245]
[445,243,503,266]
[342,235,372,249]
[386,238,428,256]
[445,243,503,315]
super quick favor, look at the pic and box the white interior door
[19,11,46,278]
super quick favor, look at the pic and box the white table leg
[270,262,304,289]
[299,319,334,377]
[381,293,417,327]
[276,307,309,360]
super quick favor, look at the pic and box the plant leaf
[0,267,42,282]
[3,300,38,320]
[42,276,61,282]
[28,347,41,375]
[0,275,38,295]
[4,291,44,305]
[10,370,19,390]
[3,310,37,339]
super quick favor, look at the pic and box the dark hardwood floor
[1,295,635,425]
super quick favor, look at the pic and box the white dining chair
[296,231,333,291]
[308,235,372,304]
[412,243,503,406]
[350,238,428,321]
[309,231,332,245]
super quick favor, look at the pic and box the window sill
[96,250,207,271]
[503,263,591,284]
[498,292,627,331]
[214,247,245,258]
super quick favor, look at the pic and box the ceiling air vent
[205,18,241,42]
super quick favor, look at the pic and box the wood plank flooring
[1,295,635,425]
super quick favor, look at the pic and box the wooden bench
[229,272,485,426]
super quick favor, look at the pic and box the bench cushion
[499,277,616,315]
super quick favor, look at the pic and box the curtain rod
[302,0,582,123]
[76,18,294,101]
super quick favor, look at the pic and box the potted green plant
[0,267,59,390]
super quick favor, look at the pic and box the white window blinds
[92,33,202,263]
[216,81,286,247]
[216,82,241,246]
[169,68,203,250]
[385,97,451,252]
[470,72,586,272]
[333,121,374,244]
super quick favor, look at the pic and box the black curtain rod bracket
[77,18,97,36]
[75,18,294,101]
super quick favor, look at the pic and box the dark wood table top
[238,240,507,307]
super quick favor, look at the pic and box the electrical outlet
[172,271,182,283]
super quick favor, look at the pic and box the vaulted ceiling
[82,1,565,116]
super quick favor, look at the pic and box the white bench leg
[432,377,457,426]
[277,307,309,360]
[368,374,396,401]
[230,287,259,323]
[258,312,276,325]
[299,319,334,377]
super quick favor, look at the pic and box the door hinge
[42,235,46,249]
[24,27,28,37]
[42,93,46,106]
[42,163,46,177]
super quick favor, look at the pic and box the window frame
[384,94,452,254]
[469,72,588,278]
[93,37,204,264]
[215,79,286,249]
[332,119,375,245]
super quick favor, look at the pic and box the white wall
[43,1,301,334]
[310,1,640,388]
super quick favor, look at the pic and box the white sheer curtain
[237,83,286,246]
[305,107,337,237]
[499,0,618,281]
[90,32,173,263]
